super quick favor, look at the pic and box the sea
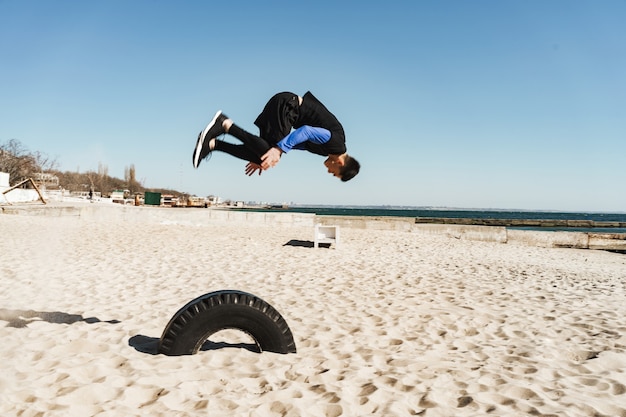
[234,206,626,234]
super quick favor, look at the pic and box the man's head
[324,153,360,182]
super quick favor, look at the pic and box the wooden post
[2,178,47,205]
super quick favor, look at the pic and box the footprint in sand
[457,396,473,407]
[566,349,599,362]
[612,382,626,395]
[502,385,539,401]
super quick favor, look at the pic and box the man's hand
[261,147,283,169]
[245,162,264,176]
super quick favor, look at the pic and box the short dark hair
[340,155,360,182]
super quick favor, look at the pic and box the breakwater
[414,217,626,229]
[234,207,626,233]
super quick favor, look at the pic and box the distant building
[206,195,222,205]
[110,189,127,203]
[33,172,59,188]
[161,194,177,206]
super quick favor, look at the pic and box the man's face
[324,156,343,179]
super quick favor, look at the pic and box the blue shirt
[276,125,331,153]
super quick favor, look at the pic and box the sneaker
[193,110,227,168]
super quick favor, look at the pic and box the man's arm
[261,126,331,169]
[276,126,331,152]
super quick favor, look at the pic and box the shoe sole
[193,110,222,168]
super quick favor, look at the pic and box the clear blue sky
[1,1,624,212]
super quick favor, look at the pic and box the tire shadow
[0,308,120,328]
[129,335,261,355]
[200,340,261,353]
[128,335,160,355]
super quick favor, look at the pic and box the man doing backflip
[192,91,360,181]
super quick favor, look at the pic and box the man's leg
[194,112,273,167]
[213,141,263,164]
[210,92,298,164]
[224,124,272,157]
[193,110,228,168]
[208,119,273,164]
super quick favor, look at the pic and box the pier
[414,217,626,229]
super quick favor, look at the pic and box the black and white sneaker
[192,110,227,168]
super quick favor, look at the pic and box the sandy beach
[1,207,625,416]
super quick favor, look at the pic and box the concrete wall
[317,214,624,251]
[2,204,624,251]
[588,234,626,251]
[0,204,317,228]
[0,171,42,204]
[316,215,415,231]
[412,223,508,243]
[506,229,589,249]
[0,188,40,204]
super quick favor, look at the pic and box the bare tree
[125,163,139,193]
[31,149,58,173]
[0,139,55,184]
[96,162,109,195]
[2,140,187,199]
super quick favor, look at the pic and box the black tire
[158,290,297,356]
